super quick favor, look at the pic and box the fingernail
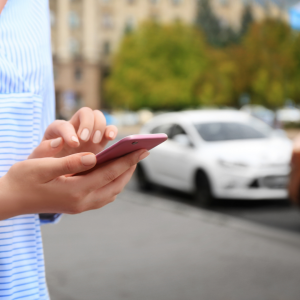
[80,128,90,141]
[108,131,115,139]
[81,154,96,166]
[50,137,62,148]
[93,130,101,144]
[72,136,79,143]
[139,151,150,161]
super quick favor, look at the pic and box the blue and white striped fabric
[0,0,56,299]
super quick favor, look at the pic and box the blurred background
[43,1,300,299]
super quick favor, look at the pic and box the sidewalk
[42,189,300,300]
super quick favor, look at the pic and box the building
[50,0,197,117]
[49,0,294,116]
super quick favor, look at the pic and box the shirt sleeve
[39,213,62,225]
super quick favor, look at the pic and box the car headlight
[218,159,249,168]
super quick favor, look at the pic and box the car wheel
[136,163,153,191]
[194,170,214,208]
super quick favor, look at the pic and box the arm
[0,0,7,14]
[0,149,149,221]
[27,107,118,223]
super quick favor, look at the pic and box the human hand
[289,135,300,205]
[0,149,149,220]
[29,107,118,159]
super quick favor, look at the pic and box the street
[126,176,300,235]
[42,174,300,300]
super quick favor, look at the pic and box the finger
[105,125,118,140]
[91,110,107,144]
[28,138,64,159]
[43,120,80,148]
[71,149,149,191]
[87,165,136,210]
[98,125,118,149]
[29,153,97,182]
[70,107,95,142]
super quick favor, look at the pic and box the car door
[147,123,195,190]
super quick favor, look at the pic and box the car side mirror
[173,134,192,147]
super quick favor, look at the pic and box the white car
[137,110,292,206]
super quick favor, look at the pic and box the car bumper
[212,167,290,200]
[214,188,288,200]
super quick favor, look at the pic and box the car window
[194,122,268,142]
[169,124,187,140]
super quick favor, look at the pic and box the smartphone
[96,134,168,165]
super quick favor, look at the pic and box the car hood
[201,137,293,167]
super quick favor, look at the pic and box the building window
[69,38,80,56]
[219,0,228,6]
[103,41,111,55]
[69,11,80,29]
[150,13,160,22]
[102,13,114,29]
[50,10,56,27]
[172,0,182,5]
[53,66,58,81]
[124,16,135,33]
[74,67,83,81]
[149,0,159,4]
[127,0,136,5]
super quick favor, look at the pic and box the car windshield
[194,120,271,142]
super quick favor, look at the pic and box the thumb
[29,138,64,159]
[36,153,97,182]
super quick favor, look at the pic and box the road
[41,135,300,300]
[42,174,300,300]
[126,175,300,235]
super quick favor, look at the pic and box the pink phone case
[96,134,168,165]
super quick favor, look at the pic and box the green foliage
[233,19,299,108]
[105,17,300,111]
[196,0,253,48]
[196,0,224,47]
[105,22,208,110]
[239,5,254,38]
[194,19,300,109]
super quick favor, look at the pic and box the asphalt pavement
[126,177,300,235]
[42,178,300,300]
[41,133,300,300]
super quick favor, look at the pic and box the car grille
[249,176,289,190]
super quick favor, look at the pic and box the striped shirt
[0,1,57,299]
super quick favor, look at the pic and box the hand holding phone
[96,134,168,165]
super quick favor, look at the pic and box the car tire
[194,170,214,208]
[136,163,153,191]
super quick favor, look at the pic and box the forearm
[0,176,24,220]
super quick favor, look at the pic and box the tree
[104,22,209,111]
[193,49,238,107]
[194,18,300,109]
[232,19,298,108]
[196,0,239,47]
[238,5,254,38]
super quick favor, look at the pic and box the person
[289,135,300,205]
[0,1,149,299]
